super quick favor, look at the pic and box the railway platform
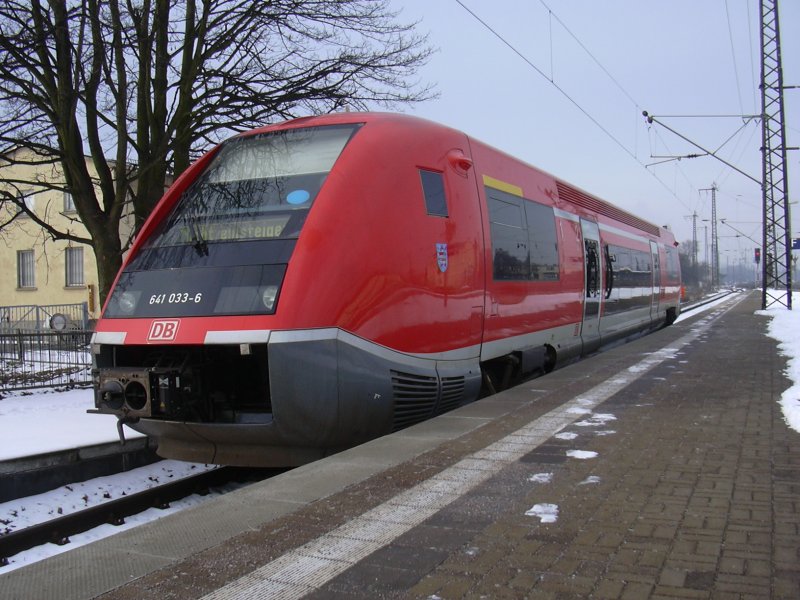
[2,291,798,599]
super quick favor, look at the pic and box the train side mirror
[447,149,473,175]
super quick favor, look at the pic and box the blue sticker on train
[286,189,310,205]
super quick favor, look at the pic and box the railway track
[0,438,161,504]
[0,466,279,566]
[680,289,736,314]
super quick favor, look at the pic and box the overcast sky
[389,0,799,274]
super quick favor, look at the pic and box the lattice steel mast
[711,185,719,289]
[691,212,698,274]
[760,0,792,309]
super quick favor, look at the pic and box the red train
[91,113,681,466]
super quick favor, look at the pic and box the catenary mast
[760,0,793,309]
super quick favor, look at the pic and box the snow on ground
[758,291,800,433]
[579,476,602,485]
[0,388,223,573]
[673,292,740,324]
[525,503,559,523]
[574,413,617,427]
[0,387,141,461]
[0,460,217,535]
[1,461,229,573]
[566,449,598,460]
[528,472,553,484]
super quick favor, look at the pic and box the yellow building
[0,148,135,329]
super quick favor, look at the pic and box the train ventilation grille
[556,181,662,237]
[390,372,467,431]
[390,370,438,431]
[436,376,466,414]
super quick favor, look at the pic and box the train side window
[487,188,530,280]
[524,200,559,280]
[665,246,681,282]
[585,240,599,296]
[605,244,652,313]
[419,169,448,217]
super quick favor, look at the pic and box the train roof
[242,112,674,243]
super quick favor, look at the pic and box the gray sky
[390,0,799,274]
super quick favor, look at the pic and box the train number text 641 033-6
[149,292,203,305]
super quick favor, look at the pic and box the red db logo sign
[148,320,179,342]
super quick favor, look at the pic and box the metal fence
[0,330,93,392]
[0,302,90,332]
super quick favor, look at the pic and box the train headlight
[118,292,137,314]
[261,285,279,311]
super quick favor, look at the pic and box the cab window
[419,169,448,217]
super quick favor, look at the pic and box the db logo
[148,319,180,342]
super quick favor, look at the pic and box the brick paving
[95,293,799,599]
[403,295,796,599]
[319,294,800,599]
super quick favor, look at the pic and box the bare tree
[0,0,434,303]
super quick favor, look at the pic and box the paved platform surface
[2,291,798,599]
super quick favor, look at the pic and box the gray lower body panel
[130,330,482,466]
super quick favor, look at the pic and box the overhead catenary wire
[452,0,695,215]
[646,126,702,209]
[452,0,635,161]
[724,0,746,117]
[643,112,761,186]
[714,119,761,188]
[538,0,641,110]
[746,0,759,113]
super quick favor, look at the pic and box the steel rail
[0,466,276,566]
[680,290,736,313]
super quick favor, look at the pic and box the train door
[581,219,602,353]
[650,241,661,321]
[416,141,485,356]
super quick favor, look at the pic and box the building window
[17,249,35,288]
[65,247,84,287]
[419,169,448,217]
[63,191,76,213]
[17,191,35,217]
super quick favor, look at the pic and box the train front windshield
[104,124,360,319]
[147,124,359,246]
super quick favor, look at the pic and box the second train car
[91,113,681,466]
